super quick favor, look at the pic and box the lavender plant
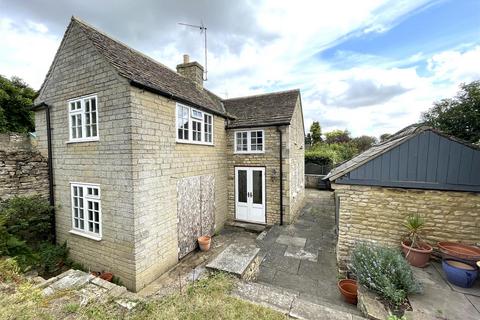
[350,243,421,306]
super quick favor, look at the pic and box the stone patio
[255,189,361,315]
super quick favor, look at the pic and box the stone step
[225,220,266,233]
[232,281,365,319]
[206,243,260,280]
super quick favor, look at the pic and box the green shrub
[0,258,21,282]
[38,242,69,275]
[351,243,421,306]
[0,195,53,247]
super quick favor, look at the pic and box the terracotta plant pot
[401,240,433,268]
[100,272,113,282]
[338,279,358,304]
[198,236,212,251]
[442,259,478,288]
[438,242,480,262]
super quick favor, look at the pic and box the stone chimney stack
[176,54,204,89]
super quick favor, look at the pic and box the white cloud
[0,18,59,88]
[1,0,478,138]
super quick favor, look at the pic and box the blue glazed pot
[442,259,478,288]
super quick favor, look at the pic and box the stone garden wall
[333,183,480,272]
[0,133,49,201]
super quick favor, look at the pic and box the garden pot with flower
[401,214,432,268]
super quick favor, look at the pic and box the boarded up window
[177,175,215,259]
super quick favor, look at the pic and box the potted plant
[442,259,478,288]
[401,214,433,267]
[198,235,212,251]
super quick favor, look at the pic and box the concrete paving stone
[466,295,480,313]
[272,270,319,296]
[297,260,326,279]
[409,284,480,320]
[257,266,277,283]
[290,297,359,320]
[50,270,95,291]
[232,281,296,314]
[263,243,288,258]
[276,234,307,247]
[206,243,259,277]
[284,246,318,262]
[261,254,301,274]
[299,292,361,316]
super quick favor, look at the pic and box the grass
[0,260,286,320]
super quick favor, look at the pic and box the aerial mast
[178,21,208,81]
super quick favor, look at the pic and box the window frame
[175,103,214,145]
[234,130,265,154]
[67,95,99,143]
[69,182,102,241]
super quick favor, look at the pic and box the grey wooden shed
[325,125,480,192]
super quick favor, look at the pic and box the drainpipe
[277,126,284,225]
[34,102,56,243]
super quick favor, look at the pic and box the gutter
[33,102,56,243]
[276,126,284,225]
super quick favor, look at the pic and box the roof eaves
[129,80,230,118]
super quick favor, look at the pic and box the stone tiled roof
[72,17,227,116]
[324,124,480,181]
[224,89,300,128]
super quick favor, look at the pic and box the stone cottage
[33,17,305,291]
[325,125,480,271]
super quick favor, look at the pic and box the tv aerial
[178,21,208,81]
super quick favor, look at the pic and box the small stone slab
[290,298,360,320]
[357,286,389,320]
[276,235,307,247]
[206,243,260,277]
[232,281,296,313]
[284,246,318,262]
[50,269,95,291]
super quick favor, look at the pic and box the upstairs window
[71,183,101,240]
[68,95,98,142]
[235,130,264,153]
[176,103,213,145]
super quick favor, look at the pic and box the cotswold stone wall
[129,87,229,291]
[34,22,136,290]
[333,183,480,272]
[287,98,305,219]
[0,133,49,201]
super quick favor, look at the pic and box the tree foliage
[309,121,322,144]
[325,129,351,144]
[351,135,378,152]
[380,133,392,142]
[0,75,36,133]
[421,81,480,144]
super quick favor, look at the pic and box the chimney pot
[177,54,204,89]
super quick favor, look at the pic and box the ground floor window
[70,183,101,239]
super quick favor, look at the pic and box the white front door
[235,167,266,224]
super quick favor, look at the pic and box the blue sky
[0,0,479,137]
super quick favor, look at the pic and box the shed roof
[325,124,480,181]
[224,89,300,128]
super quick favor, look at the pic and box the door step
[225,220,266,233]
[206,243,260,280]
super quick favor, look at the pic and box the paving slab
[49,269,95,291]
[261,254,301,274]
[284,246,318,262]
[408,284,480,320]
[232,281,296,314]
[257,265,277,283]
[290,297,362,320]
[272,270,319,296]
[276,234,307,247]
[206,243,260,277]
